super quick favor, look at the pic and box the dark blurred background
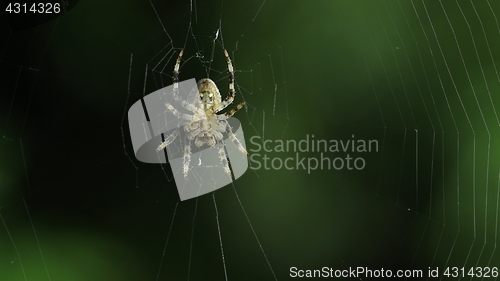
[1,0,499,280]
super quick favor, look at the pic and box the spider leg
[225,101,246,118]
[183,134,192,179]
[224,49,235,103]
[171,49,189,110]
[170,49,206,116]
[174,97,205,116]
[225,123,249,156]
[156,128,180,152]
[213,49,236,113]
[165,102,195,120]
[217,139,232,178]
[172,49,183,100]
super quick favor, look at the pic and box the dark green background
[1,0,499,280]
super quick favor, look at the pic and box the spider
[156,49,248,179]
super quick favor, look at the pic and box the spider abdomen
[194,132,216,147]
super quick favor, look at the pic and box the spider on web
[156,49,249,179]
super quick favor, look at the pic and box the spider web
[2,0,500,280]
[0,0,285,280]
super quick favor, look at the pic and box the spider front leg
[172,49,183,101]
[224,49,235,103]
[213,49,236,113]
[170,49,205,116]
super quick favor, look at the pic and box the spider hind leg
[157,128,180,152]
[226,124,249,156]
[218,140,232,178]
[183,135,192,179]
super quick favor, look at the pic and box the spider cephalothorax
[157,49,248,179]
[198,78,220,115]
